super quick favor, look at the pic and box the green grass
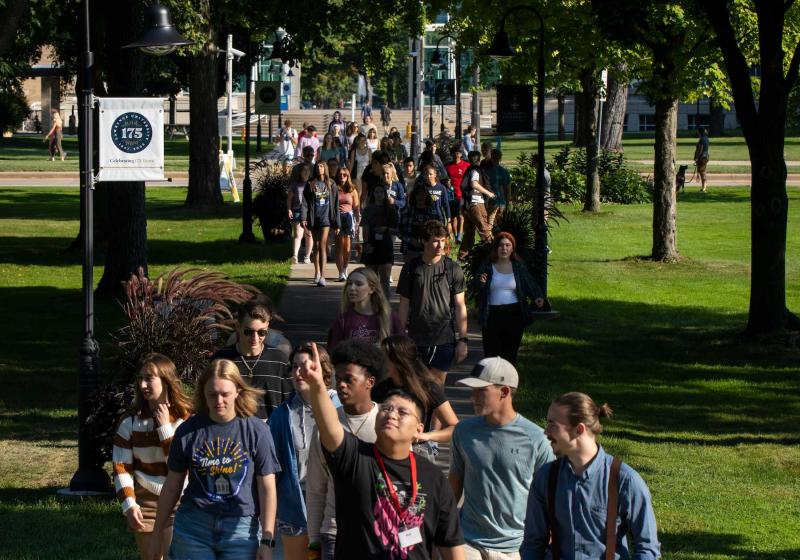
[514,188,800,559]
[0,187,289,559]
[2,187,800,558]
[0,135,275,173]
[488,135,800,174]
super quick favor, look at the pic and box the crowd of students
[111,118,661,560]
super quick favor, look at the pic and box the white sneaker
[338,272,346,281]
[313,275,320,285]
[303,257,311,264]
[318,278,327,287]
[292,255,298,264]
[389,276,394,285]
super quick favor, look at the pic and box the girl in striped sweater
[113,353,192,560]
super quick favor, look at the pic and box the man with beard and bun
[306,339,382,559]
[302,342,464,560]
[450,357,553,559]
[521,392,660,560]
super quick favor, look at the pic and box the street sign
[496,85,534,133]
[600,68,608,102]
[255,81,281,115]
[97,97,165,181]
[434,79,456,105]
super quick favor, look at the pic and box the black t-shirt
[212,339,291,420]
[372,379,446,432]
[324,433,462,559]
[397,257,466,346]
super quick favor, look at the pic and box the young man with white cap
[449,357,554,559]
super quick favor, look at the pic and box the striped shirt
[112,411,186,514]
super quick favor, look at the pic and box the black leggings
[481,303,525,364]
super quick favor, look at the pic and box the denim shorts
[418,342,455,373]
[277,518,308,537]
[169,504,260,560]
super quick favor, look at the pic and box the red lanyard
[373,446,417,522]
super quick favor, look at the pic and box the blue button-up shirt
[521,446,660,560]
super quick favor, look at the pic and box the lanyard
[373,446,417,522]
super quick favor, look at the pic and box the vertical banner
[255,81,281,115]
[496,85,534,133]
[97,98,165,181]
[434,80,456,105]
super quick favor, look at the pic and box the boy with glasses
[211,297,292,419]
[302,341,465,559]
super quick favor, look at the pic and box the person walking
[278,119,299,171]
[334,167,360,281]
[349,134,371,198]
[521,392,661,560]
[373,335,460,461]
[418,164,451,227]
[268,344,340,560]
[400,184,445,263]
[327,267,404,350]
[458,151,496,260]
[44,109,66,161]
[113,353,193,560]
[694,126,710,193]
[380,103,392,134]
[450,357,554,560]
[148,359,280,560]
[212,297,292,421]
[486,149,511,227]
[474,232,545,364]
[297,125,321,162]
[397,220,469,384]
[445,149,469,243]
[301,342,465,559]
[287,163,313,265]
[360,184,400,298]
[303,161,340,287]
[305,339,384,559]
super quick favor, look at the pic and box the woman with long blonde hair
[327,267,403,350]
[113,353,192,560]
[148,359,281,560]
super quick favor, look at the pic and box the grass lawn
[0,187,289,559]
[488,135,800,174]
[0,135,274,173]
[515,188,800,559]
[1,186,799,558]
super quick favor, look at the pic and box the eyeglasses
[242,328,268,338]
[378,403,420,422]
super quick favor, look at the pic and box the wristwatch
[260,536,276,547]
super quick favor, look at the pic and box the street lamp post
[65,0,191,494]
[486,4,549,296]
[430,34,461,138]
[239,37,257,244]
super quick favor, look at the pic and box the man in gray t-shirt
[449,357,554,558]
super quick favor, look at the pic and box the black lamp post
[239,36,258,244]
[65,0,190,494]
[430,33,462,138]
[486,5,549,297]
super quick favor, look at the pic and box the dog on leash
[676,164,688,193]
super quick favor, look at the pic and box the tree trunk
[651,98,679,261]
[95,0,147,297]
[601,66,628,151]
[365,74,373,106]
[557,92,566,140]
[387,73,395,108]
[709,99,725,136]
[186,15,222,207]
[581,69,601,212]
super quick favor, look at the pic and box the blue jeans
[169,504,261,560]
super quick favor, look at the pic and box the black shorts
[417,342,455,373]
[449,199,461,218]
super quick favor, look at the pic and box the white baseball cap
[457,357,519,389]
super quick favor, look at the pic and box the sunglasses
[243,328,268,337]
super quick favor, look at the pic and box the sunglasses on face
[243,328,268,337]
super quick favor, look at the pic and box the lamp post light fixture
[486,4,550,297]
[430,33,462,138]
[65,0,191,495]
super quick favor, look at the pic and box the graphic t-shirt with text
[168,414,280,516]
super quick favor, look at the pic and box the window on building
[638,114,656,131]
[687,114,710,130]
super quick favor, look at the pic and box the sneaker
[313,276,320,285]
[303,257,312,264]
[388,276,394,285]
[338,273,346,282]
[318,278,327,287]
[291,255,298,264]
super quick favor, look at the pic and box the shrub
[252,161,290,241]
[550,168,584,203]
[0,85,30,133]
[602,168,653,204]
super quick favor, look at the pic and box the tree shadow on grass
[0,190,80,221]
[516,298,800,444]
[0,486,133,560]
[660,530,800,559]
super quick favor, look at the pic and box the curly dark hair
[330,339,387,381]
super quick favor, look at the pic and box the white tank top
[355,149,370,177]
[488,265,519,306]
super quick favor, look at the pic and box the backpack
[460,164,489,206]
